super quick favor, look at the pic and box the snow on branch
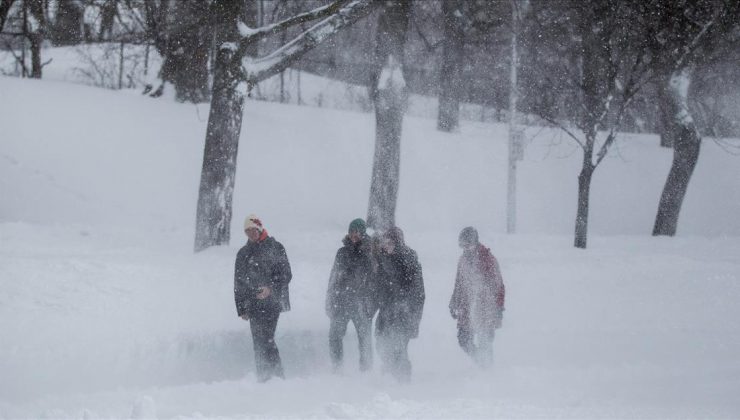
[242,0,377,87]
[235,0,353,59]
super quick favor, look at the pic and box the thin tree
[195,0,379,252]
[366,0,410,231]
[24,0,45,79]
[524,1,652,248]
[648,0,740,236]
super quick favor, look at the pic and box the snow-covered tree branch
[242,0,378,88]
[235,0,352,59]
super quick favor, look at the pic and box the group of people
[233,215,506,383]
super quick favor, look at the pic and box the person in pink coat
[449,227,505,367]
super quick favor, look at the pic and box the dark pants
[249,310,284,382]
[376,327,412,382]
[457,321,495,368]
[329,308,373,371]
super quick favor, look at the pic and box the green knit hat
[348,218,367,235]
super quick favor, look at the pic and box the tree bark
[98,0,117,41]
[51,0,83,45]
[574,160,594,249]
[147,0,213,103]
[570,2,619,249]
[657,74,674,148]
[437,0,464,132]
[367,0,410,231]
[29,31,42,78]
[25,0,44,79]
[194,3,243,252]
[158,30,211,102]
[0,0,17,33]
[653,67,701,237]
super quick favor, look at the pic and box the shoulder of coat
[237,244,249,255]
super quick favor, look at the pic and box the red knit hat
[244,214,264,232]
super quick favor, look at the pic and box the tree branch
[539,114,585,149]
[242,0,378,87]
[673,10,718,70]
[236,0,352,58]
[594,50,651,167]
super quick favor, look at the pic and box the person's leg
[395,333,412,382]
[476,329,495,368]
[329,312,349,371]
[352,311,373,372]
[457,318,476,358]
[262,310,283,379]
[249,315,270,382]
[375,320,393,375]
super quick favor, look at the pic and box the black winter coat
[374,245,425,339]
[326,234,377,318]
[234,236,292,317]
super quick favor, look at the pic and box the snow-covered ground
[1,73,740,419]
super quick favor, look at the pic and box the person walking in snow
[373,226,425,382]
[234,214,292,382]
[449,227,505,368]
[326,218,377,372]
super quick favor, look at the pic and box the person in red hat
[234,214,292,382]
[449,227,505,368]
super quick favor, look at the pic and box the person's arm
[449,259,463,319]
[488,254,505,328]
[490,255,505,311]
[234,249,250,319]
[262,241,291,299]
[325,249,343,317]
[407,250,425,338]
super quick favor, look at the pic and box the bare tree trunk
[0,0,17,33]
[158,30,211,102]
[367,0,410,231]
[148,1,212,102]
[29,32,42,78]
[194,2,244,252]
[280,29,287,102]
[653,67,701,236]
[98,0,117,41]
[118,41,124,89]
[50,0,83,45]
[574,158,594,249]
[437,0,464,132]
[657,74,674,148]
[572,4,613,249]
[507,0,523,234]
[26,0,44,79]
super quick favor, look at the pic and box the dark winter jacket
[449,244,505,331]
[374,244,425,339]
[234,236,292,317]
[326,234,377,318]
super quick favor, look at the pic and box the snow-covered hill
[1,74,740,418]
